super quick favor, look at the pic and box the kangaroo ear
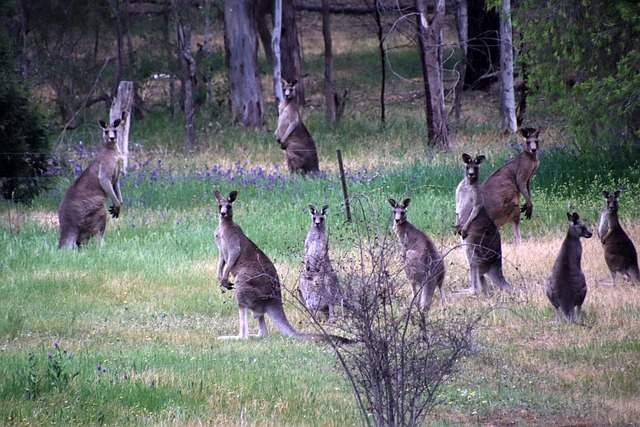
[291,79,298,86]
[533,128,540,138]
[402,198,411,208]
[603,190,610,199]
[322,205,329,214]
[571,212,580,223]
[121,111,127,122]
[112,119,121,128]
[388,198,398,208]
[462,153,472,164]
[308,205,316,214]
[280,77,287,85]
[228,191,238,203]
[476,155,486,165]
[99,120,107,129]
[214,190,223,201]
[614,190,621,198]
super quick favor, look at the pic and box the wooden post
[337,149,351,222]
[110,81,134,171]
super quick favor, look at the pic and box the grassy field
[2,11,640,427]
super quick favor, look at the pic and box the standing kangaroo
[299,205,343,321]
[598,190,640,283]
[58,114,125,249]
[388,198,446,310]
[546,212,592,322]
[481,127,541,243]
[214,190,349,342]
[455,153,511,294]
[274,78,320,175]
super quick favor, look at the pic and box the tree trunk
[110,81,134,171]
[164,3,176,122]
[454,0,468,122]
[499,0,517,134]
[322,0,336,123]
[203,0,217,106]
[416,0,448,149]
[224,0,266,129]
[272,0,283,103]
[256,0,275,64]
[372,0,386,125]
[281,0,304,105]
[464,1,499,90]
[177,17,197,149]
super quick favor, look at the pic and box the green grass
[3,11,640,426]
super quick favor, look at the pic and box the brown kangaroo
[455,153,511,294]
[598,190,640,283]
[481,127,541,243]
[214,190,349,342]
[388,197,446,310]
[299,204,343,321]
[274,78,320,175]
[58,114,125,249]
[546,212,592,322]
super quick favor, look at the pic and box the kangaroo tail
[266,303,353,344]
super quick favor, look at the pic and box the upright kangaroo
[299,204,343,321]
[58,114,125,249]
[455,153,511,294]
[214,190,349,342]
[481,127,541,243]
[546,212,592,322]
[388,198,446,310]
[598,190,640,283]
[274,78,320,175]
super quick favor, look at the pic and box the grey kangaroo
[214,190,349,342]
[299,204,343,321]
[455,153,511,294]
[274,78,319,175]
[481,127,541,243]
[58,114,125,249]
[388,198,446,310]
[546,212,592,322]
[598,190,640,283]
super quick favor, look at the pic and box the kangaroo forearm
[101,181,121,206]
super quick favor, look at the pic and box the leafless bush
[302,196,479,427]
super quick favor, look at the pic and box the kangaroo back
[546,212,592,322]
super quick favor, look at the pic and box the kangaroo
[274,78,320,175]
[214,190,349,342]
[388,198,446,310]
[481,127,541,243]
[455,153,511,294]
[58,114,125,249]
[598,190,640,284]
[546,212,592,322]
[299,205,343,321]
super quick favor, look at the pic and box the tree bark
[454,0,468,122]
[110,81,134,171]
[224,0,266,129]
[272,0,283,103]
[416,0,448,149]
[372,0,386,125]
[322,0,336,123]
[499,0,517,134]
[177,16,197,149]
[281,0,304,105]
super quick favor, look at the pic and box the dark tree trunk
[322,0,336,123]
[281,0,304,105]
[372,0,386,125]
[256,0,275,64]
[464,0,499,90]
[454,0,468,122]
[224,0,266,129]
[177,17,197,149]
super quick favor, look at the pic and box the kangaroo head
[281,78,298,100]
[461,153,485,183]
[99,113,125,145]
[388,198,410,225]
[603,189,621,213]
[308,204,329,228]
[518,127,541,154]
[214,190,238,220]
[567,212,593,239]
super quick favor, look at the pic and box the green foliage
[515,0,640,146]
[0,14,54,203]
